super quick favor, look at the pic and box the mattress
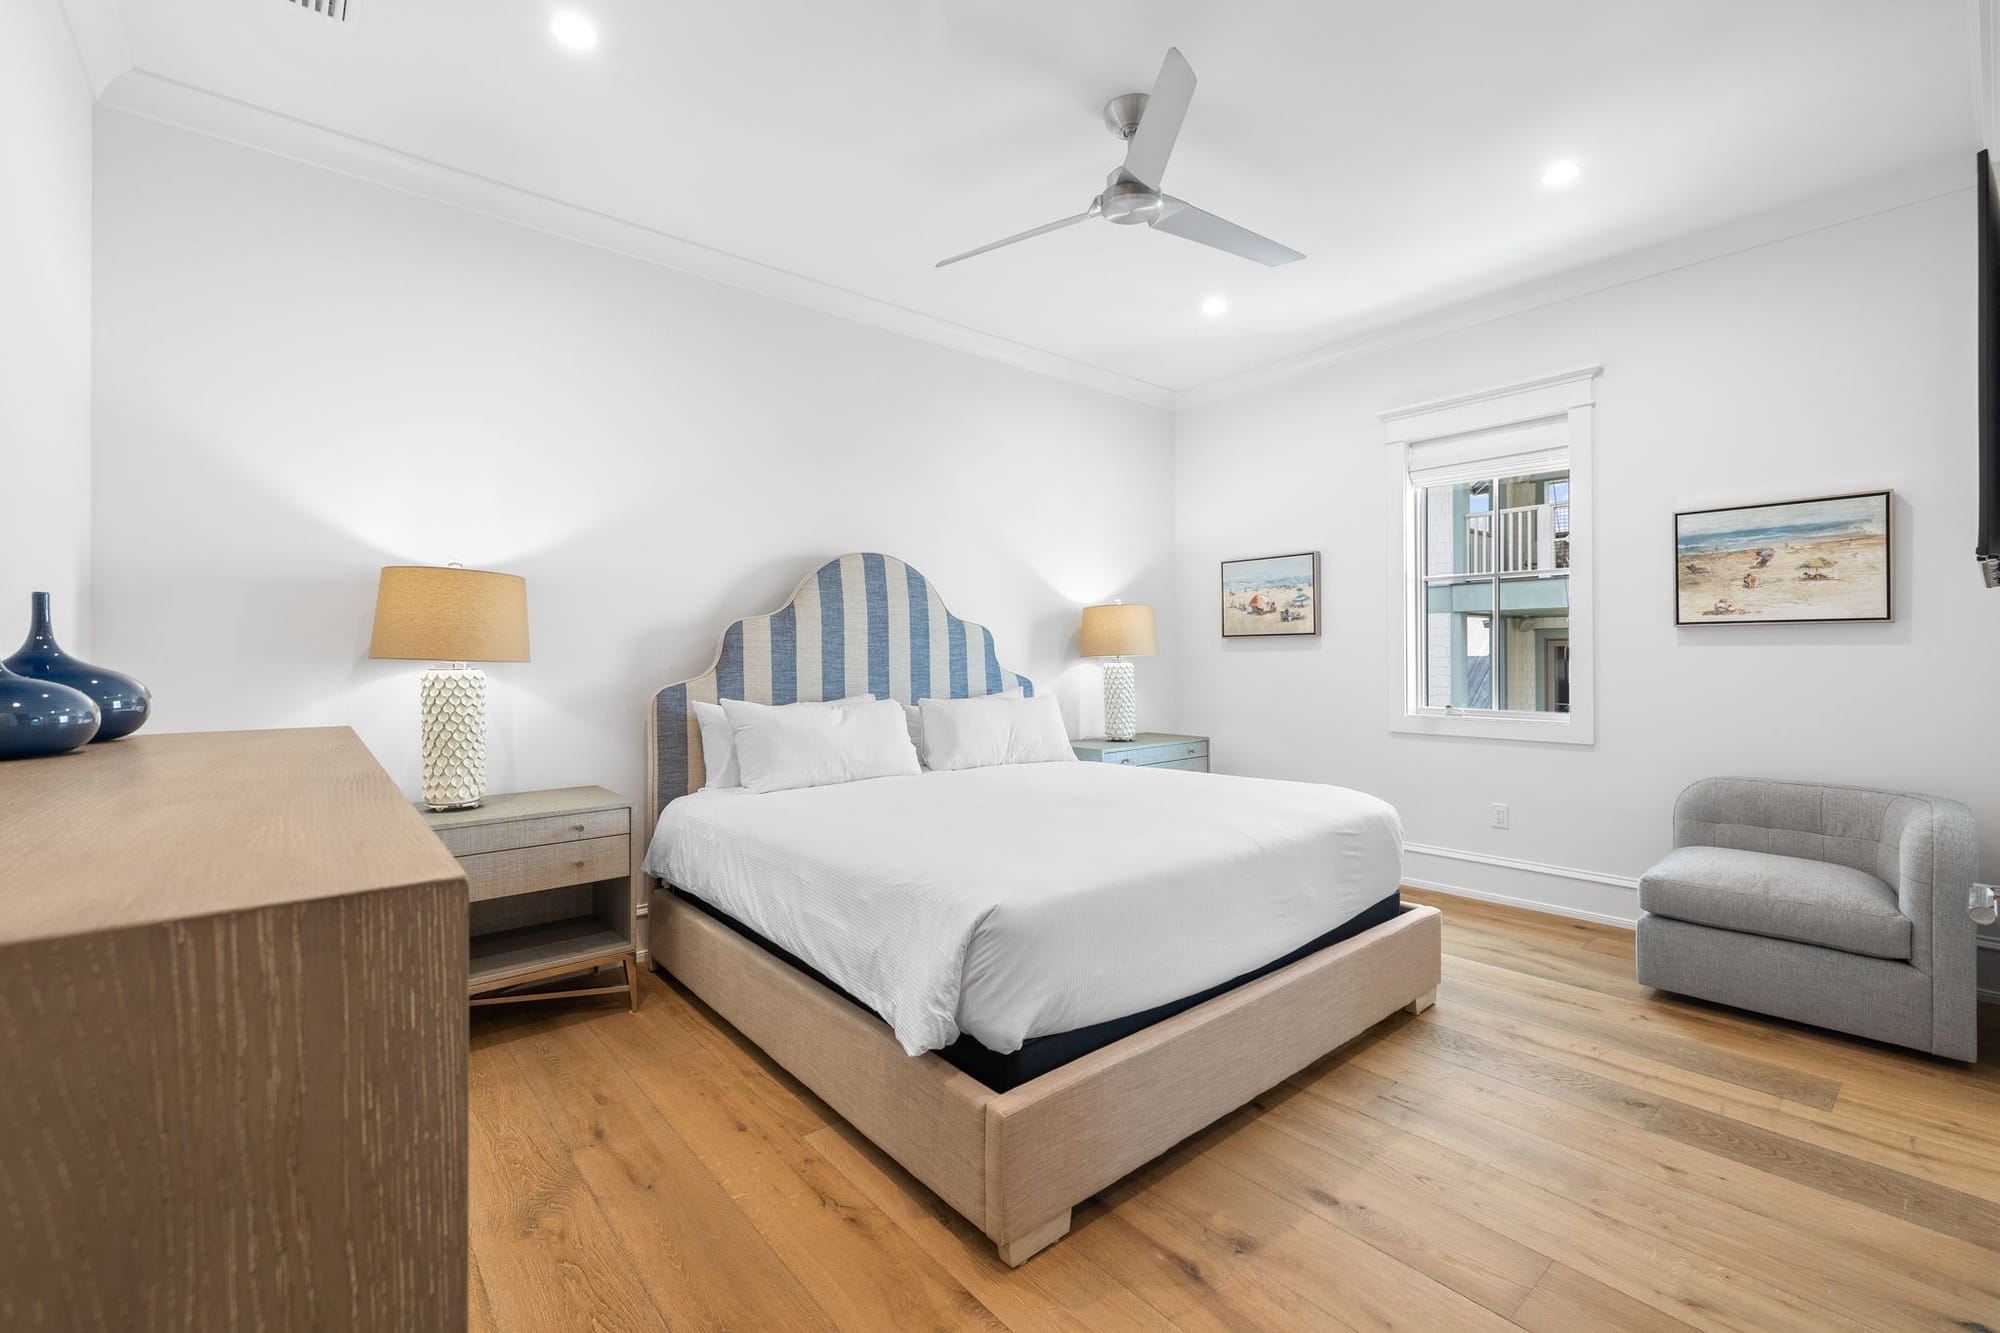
[644,761,1404,1057]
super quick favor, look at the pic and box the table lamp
[1081,601,1157,743]
[369,564,529,810]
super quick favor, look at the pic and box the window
[1382,368,1598,744]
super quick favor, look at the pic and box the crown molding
[97,69,1178,411]
[1175,155,1972,410]
[56,0,131,98]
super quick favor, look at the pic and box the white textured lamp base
[1102,660,1137,742]
[419,666,488,810]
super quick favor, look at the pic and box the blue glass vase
[0,662,99,758]
[4,592,152,742]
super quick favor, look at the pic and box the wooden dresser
[0,727,469,1333]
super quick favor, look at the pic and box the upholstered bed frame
[645,553,1441,1266]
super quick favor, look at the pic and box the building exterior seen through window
[1419,468,1571,714]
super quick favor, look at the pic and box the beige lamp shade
[1081,602,1157,658]
[368,565,530,663]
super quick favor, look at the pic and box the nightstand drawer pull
[459,835,630,903]
[434,807,629,857]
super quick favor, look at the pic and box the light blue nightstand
[1070,732,1209,772]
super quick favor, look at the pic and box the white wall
[1,1,95,651]
[1171,191,2000,963]
[91,112,1175,805]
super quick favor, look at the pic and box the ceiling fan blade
[934,203,1100,268]
[1152,196,1305,266]
[1122,47,1196,189]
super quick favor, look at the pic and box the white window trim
[1381,366,1600,745]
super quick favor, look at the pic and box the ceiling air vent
[286,0,352,20]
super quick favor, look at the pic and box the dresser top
[419,786,630,830]
[1071,732,1206,753]
[0,727,465,947]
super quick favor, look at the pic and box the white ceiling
[98,0,1978,396]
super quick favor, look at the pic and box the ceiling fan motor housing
[1102,92,1150,141]
[1099,178,1163,224]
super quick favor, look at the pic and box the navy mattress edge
[664,887,1404,1093]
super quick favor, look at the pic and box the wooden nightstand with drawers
[1070,732,1210,772]
[422,787,642,1010]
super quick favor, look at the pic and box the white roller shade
[1407,418,1567,488]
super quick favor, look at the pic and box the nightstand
[1071,732,1209,772]
[422,786,641,1010]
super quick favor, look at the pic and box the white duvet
[644,762,1403,1056]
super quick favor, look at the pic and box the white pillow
[901,687,1020,761]
[918,694,1076,772]
[722,696,921,794]
[694,696,872,790]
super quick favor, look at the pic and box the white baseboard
[1402,842,1640,890]
[1401,874,1639,930]
[1401,842,1641,928]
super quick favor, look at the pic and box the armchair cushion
[1638,846,1911,960]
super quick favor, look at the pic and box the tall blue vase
[4,592,152,742]
[0,662,99,758]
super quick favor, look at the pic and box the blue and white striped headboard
[647,553,1034,823]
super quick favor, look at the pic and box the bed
[645,553,1441,1265]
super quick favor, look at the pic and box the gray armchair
[1635,778,1979,1061]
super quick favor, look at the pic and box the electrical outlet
[1490,802,1510,830]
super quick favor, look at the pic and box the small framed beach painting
[1221,551,1320,637]
[1674,491,1892,625]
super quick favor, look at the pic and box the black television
[1982,150,1999,586]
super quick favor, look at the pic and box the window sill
[1391,709,1594,746]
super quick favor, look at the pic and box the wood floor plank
[1270,1067,1881,1331]
[1062,1195,1348,1333]
[1644,1098,2000,1255]
[1350,1025,2000,1327]
[464,1041,675,1333]
[1440,963,1844,1108]
[1510,1262,1701,1333]
[461,892,2000,1332]
[1118,1150,1522,1332]
[499,1010,840,1332]
[1215,1091,1552,1318]
[1420,993,2000,1203]
[649,976,838,1137]
[805,1121,1178,1333]
[628,1042,1007,1332]
[466,1247,498,1333]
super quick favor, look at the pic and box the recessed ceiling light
[1541,159,1581,187]
[1200,295,1228,317]
[551,10,598,51]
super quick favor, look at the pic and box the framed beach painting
[1674,491,1892,625]
[1221,551,1320,637]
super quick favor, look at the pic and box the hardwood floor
[467,889,2000,1332]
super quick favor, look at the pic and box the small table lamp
[1081,602,1157,743]
[369,564,530,810]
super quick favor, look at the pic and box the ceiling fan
[936,47,1305,270]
